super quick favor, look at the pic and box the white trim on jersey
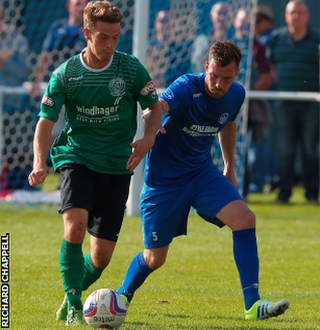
[80,48,114,72]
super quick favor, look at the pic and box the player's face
[205,59,239,99]
[84,21,121,66]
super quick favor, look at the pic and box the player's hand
[223,169,237,188]
[158,125,166,134]
[126,136,154,172]
[28,168,47,187]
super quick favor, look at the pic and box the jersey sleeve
[159,80,188,112]
[229,84,246,122]
[38,73,66,123]
[133,61,158,110]
[229,104,242,122]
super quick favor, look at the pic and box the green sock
[59,238,84,311]
[82,252,104,291]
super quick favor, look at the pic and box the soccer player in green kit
[28,1,163,326]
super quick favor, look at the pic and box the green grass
[1,188,320,329]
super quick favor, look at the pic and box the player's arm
[218,120,237,187]
[126,99,168,172]
[142,98,169,133]
[144,98,168,135]
[28,117,55,187]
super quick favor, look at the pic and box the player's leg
[56,164,96,325]
[117,246,169,304]
[216,200,260,311]
[193,167,289,319]
[60,207,88,325]
[83,173,131,291]
[82,237,116,291]
[218,201,289,319]
[118,182,190,304]
[192,167,259,310]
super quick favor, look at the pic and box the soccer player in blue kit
[117,40,290,320]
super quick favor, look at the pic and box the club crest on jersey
[109,78,126,96]
[219,113,229,124]
[141,81,155,96]
[41,96,54,106]
[163,89,174,100]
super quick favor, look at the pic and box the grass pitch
[1,188,319,329]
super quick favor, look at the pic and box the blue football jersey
[144,73,245,186]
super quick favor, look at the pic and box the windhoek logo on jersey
[109,78,126,96]
[141,81,155,96]
[41,96,54,106]
[219,113,229,124]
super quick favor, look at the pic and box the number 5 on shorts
[152,232,158,241]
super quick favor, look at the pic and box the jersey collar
[80,48,114,72]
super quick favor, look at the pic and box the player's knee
[230,209,256,231]
[144,251,167,270]
[91,251,111,269]
[63,221,87,243]
[63,208,88,243]
[242,209,256,228]
[90,244,114,269]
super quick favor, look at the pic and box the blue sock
[117,252,153,303]
[233,228,260,310]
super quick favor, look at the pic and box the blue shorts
[141,165,242,249]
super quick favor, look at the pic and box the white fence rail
[2,86,320,100]
[247,90,320,102]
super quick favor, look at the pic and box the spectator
[254,5,279,192]
[0,7,29,86]
[147,10,191,88]
[254,5,274,47]
[233,8,273,196]
[31,0,88,95]
[191,2,234,73]
[269,0,320,204]
[0,6,32,190]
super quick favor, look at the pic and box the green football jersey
[39,50,158,175]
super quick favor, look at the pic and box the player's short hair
[208,40,242,68]
[84,0,124,31]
